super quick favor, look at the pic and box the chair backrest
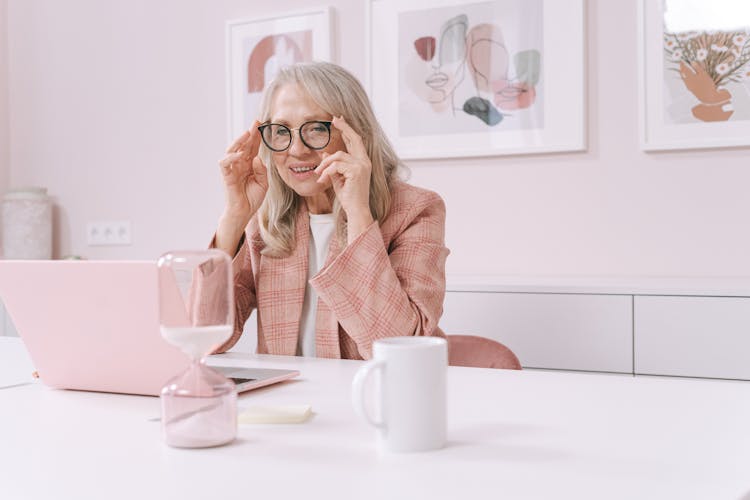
[447,335,522,370]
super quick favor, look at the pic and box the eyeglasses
[257,121,332,152]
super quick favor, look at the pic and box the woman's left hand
[315,116,374,242]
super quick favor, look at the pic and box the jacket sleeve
[310,190,449,359]
[211,232,258,353]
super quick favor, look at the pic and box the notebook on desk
[0,260,298,396]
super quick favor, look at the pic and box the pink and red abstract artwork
[399,1,543,136]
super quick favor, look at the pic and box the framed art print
[226,8,332,141]
[638,0,750,151]
[366,0,586,159]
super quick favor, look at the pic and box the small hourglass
[157,249,237,448]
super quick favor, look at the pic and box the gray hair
[256,61,402,257]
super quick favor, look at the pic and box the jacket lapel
[257,205,309,356]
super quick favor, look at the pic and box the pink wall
[0,0,9,196]
[4,1,750,277]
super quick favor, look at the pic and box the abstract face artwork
[399,1,543,136]
[414,15,469,111]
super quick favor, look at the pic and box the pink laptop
[0,260,298,396]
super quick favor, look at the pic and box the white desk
[1,337,749,500]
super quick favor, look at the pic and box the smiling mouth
[291,166,316,173]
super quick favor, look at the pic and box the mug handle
[351,360,386,430]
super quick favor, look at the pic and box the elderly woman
[213,61,448,359]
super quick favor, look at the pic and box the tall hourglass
[157,249,237,448]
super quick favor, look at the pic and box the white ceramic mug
[352,336,447,452]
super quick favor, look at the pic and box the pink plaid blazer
[215,181,449,360]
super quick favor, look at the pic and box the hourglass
[157,249,237,448]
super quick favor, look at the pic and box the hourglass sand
[157,250,237,448]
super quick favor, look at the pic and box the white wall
[0,0,10,333]
[5,0,750,277]
[0,0,9,196]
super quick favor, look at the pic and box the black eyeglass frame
[257,120,333,152]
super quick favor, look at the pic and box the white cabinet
[441,291,633,373]
[634,296,750,380]
[441,276,750,379]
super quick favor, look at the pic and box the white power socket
[86,221,132,246]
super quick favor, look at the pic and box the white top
[296,213,336,357]
[1,336,748,500]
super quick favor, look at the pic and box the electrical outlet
[86,221,132,246]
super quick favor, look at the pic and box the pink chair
[447,335,522,370]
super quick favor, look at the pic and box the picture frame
[226,8,333,142]
[638,0,750,151]
[366,0,586,160]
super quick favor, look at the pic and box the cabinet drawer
[634,296,750,380]
[441,292,633,372]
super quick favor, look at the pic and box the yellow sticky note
[238,405,312,424]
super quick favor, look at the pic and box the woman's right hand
[215,122,269,256]
[219,121,269,221]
